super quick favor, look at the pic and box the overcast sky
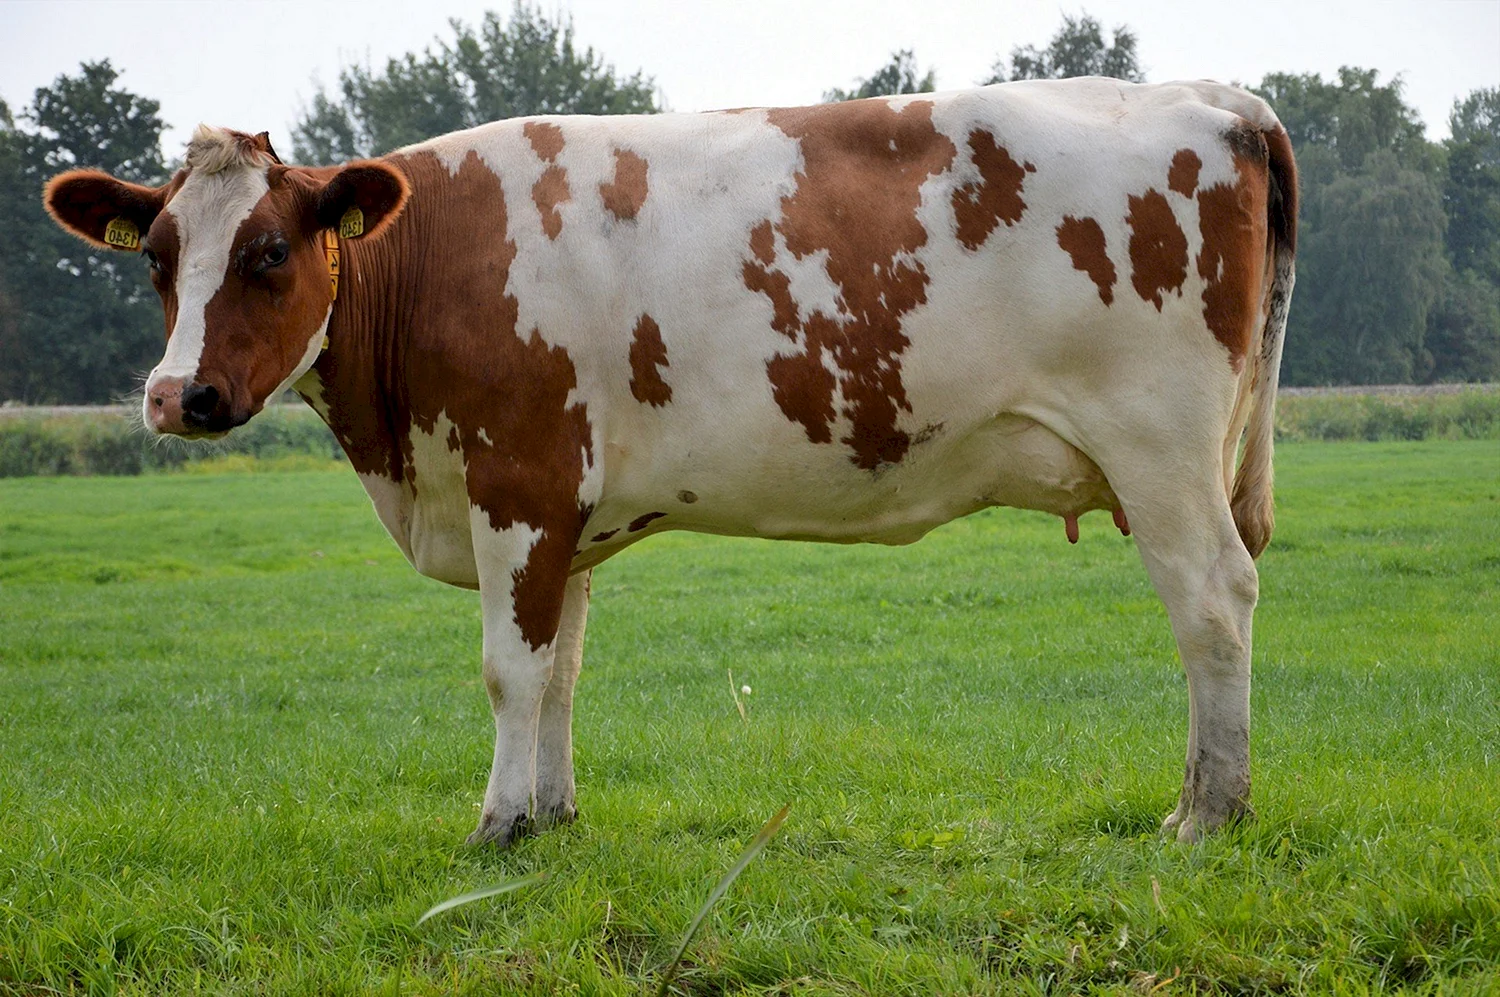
[2,0,1496,159]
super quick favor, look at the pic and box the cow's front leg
[534,570,590,827]
[466,517,573,848]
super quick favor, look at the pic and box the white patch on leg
[468,514,554,846]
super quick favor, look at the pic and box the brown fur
[746,99,957,470]
[952,128,1035,251]
[1055,215,1116,305]
[627,314,673,407]
[1126,189,1189,310]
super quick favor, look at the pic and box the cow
[44,78,1297,847]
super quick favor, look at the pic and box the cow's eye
[143,248,162,273]
[262,244,288,269]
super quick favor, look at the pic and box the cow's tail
[1230,125,1297,560]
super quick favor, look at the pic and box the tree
[1255,68,1432,177]
[293,3,658,164]
[1443,88,1500,288]
[1249,68,1497,384]
[0,61,168,403]
[823,50,935,102]
[1291,151,1448,383]
[985,12,1144,84]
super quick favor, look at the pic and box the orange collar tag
[321,229,340,351]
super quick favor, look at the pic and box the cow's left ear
[311,161,409,241]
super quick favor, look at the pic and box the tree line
[1,5,1495,402]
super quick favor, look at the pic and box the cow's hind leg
[533,570,590,827]
[1109,458,1259,842]
[467,519,572,848]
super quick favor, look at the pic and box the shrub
[0,406,343,478]
[1275,389,1500,442]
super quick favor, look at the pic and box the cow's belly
[577,413,1117,566]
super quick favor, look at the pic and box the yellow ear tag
[104,217,140,251]
[338,206,365,239]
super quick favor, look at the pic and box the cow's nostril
[152,396,163,409]
[181,384,219,424]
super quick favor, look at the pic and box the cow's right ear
[43,170,171,251]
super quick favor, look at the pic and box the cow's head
[44,126,409,436]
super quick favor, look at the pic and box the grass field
[1,441,1497,995]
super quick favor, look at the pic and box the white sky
[2,0,1496,159]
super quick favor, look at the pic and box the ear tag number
[104,218,140,251]
[338,206,365,239]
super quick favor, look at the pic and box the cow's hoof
[1162,805,1252,843]
[466,811,530,848]
[534,802,577,829]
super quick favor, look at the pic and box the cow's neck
[298,219,416,484]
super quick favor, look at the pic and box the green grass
[1,441,1497,995]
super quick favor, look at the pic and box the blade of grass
[415,872,547,926]
[655,804,791,997]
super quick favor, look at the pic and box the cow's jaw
[143,165,269,435]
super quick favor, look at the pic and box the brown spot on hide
[1055,216,1116,305]
[952,128,1035,250]
[523,121,565,162]
[677,490,698,504]
[627,314,672,406]
[590,529,619,543]
[749,219,775,265]
[600,148,648,220]
[532,167,569,240]
[1168,149,1201,198]
[1126,190,1188,311]
[746,99,957,470]
[1196,126,1270,368]
[316,149,592,652]
[627,512,666,532]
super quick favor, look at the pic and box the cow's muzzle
[145,376,245,436]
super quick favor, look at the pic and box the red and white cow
[45,78,1296,846]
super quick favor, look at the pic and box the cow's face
[45,127,408,436]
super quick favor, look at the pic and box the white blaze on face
[146,165,271,387]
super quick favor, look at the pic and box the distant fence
[2,386,1497,478]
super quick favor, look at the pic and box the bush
[1275,389,1500,442]
[0,406,343,478]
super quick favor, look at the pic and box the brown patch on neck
[1196,125,1270,369]
[314,149,591,651]
[1055,216,1116,305]
[627,314,672,407]
[1126,190,1188,310]
[1168,149,1202,198]
[952,129,1035,250]
[746,99,957,470]
[600,148,648,220]
[523,121,565,162]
